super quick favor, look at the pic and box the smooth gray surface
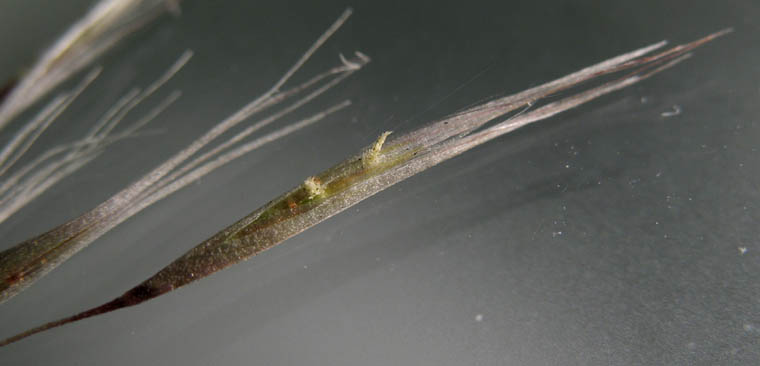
[1,1,758,365]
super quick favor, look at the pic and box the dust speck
[738,247,748,255]
[661,105,682,117]
[475,314,484,322]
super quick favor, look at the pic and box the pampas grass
[0,22,730,346]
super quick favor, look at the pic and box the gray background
[1,0,759,365]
